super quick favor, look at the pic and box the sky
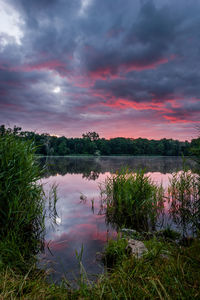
[0,0,199,141]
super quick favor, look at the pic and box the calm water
[39,156,194,283]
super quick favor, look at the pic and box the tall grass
[0,131,45,270]
[0,239,199,299]
[92,238,200,300]
[101,169,164,231]
[168,169,200,236]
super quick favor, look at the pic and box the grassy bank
[94,236,200,299]
[0,237,199,299]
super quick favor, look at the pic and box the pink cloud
[101,98,173,113]
[121,57,169,73]
[88,67,119,80]
[163,115,200,123]
[87,55,175,80]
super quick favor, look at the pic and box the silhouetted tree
[82,131,100,141]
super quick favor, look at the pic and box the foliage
[157,227,181,240]
[82,131,100,141]
[190,127,200,171]
[190,138,200,160]
[101,169,164,231]
[0,124,192,156]
[0,129,45,270]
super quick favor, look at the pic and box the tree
[190,137,200,167]
[0,125,22,136]
[82,131,100,141]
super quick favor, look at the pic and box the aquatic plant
[101,168,164,231]
[168,169,200,236]
[0,130,45,270]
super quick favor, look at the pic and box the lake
[39,156,194,284]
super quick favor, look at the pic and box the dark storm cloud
[0,0,200,138]
[84,0,178,76]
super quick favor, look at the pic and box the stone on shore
[126,239,148,258]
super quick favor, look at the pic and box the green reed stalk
[168,168,200,236]
[101,168,164,231]
[0,131,45,270]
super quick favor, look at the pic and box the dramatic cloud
[0,0,200,140]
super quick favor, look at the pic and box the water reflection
[39,156,195,283]
[40,173,116,283]
[39,156,195,179]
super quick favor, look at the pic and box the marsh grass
[94,238,200,300]
[0,268,70,300]
[0,238,199,299]
[101,168,164,231]
[168,168,200,236]
[0,132,45,270]
[102,236,128,268]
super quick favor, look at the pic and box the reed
[0,131,45,270]
[103,236,128,268]
[168,168,200,236]
[101,168,164,231]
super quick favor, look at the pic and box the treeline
[1,125,199,156]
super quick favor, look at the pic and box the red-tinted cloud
[101,98,173,113]
[87,57,171,80]
[163,115,200,123]
[121,57,169,73]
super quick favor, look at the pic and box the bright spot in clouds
[53,86,61,93]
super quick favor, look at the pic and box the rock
[126,239,148,258]
[96,252,104,261]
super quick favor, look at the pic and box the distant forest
[1,125,199,156]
